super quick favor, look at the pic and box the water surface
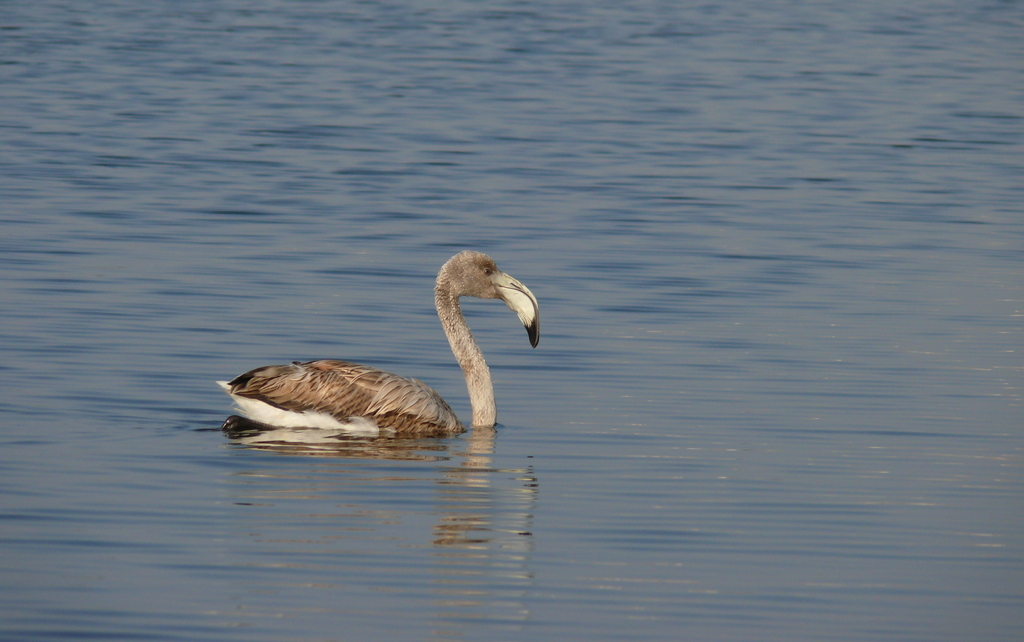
[1,1,1022,640]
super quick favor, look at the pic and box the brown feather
[226,360,463,437]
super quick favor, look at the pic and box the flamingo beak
[492,272,540,348]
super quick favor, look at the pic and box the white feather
[220,383,383,437]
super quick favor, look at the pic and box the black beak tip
[527,322,540,348]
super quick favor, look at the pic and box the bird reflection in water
[220,415,537,631]
[221,414,456,460]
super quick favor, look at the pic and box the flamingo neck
[435,281,496,428]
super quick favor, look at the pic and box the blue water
[2,1,1022,640]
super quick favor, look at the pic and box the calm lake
[1,1,1021,640]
